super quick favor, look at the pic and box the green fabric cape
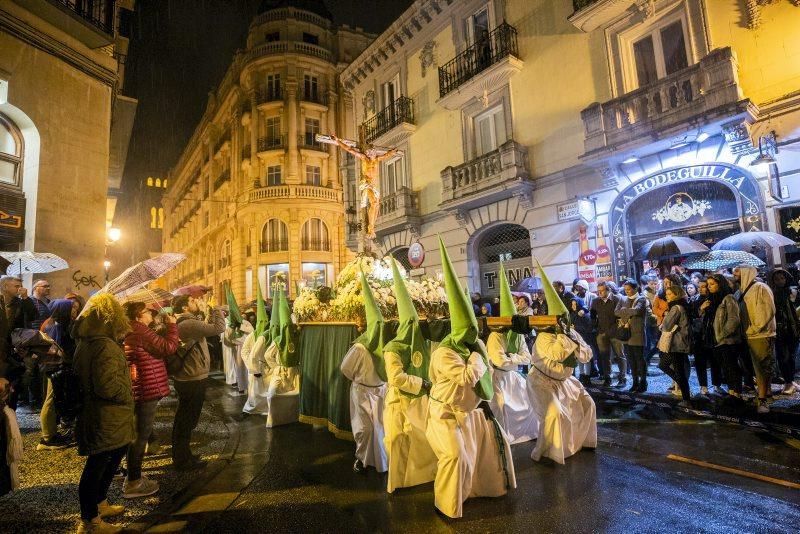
[498,261,522,354]
[383,258,430,397]
[274,289,299,367]
[254,278,268,340]
[436,236,493,401]
[225,282,243,339]
[353,270,387,381]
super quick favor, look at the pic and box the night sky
[121,0,414,193]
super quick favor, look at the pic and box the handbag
[612,319,631,342]
[657,325,677,353]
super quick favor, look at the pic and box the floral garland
[293,254,448,322]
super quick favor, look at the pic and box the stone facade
[161,4,373,300]
[0,0,133,297]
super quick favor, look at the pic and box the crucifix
[316,128,404,254]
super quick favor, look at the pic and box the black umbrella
[512,276,543,293]
[711,231,795,253]
[632,235,709,261]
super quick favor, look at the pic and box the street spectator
[0,377,23,496]
[616,280,648,391]
[690,272,703,287]
[530,291,547,316]
[479,302,493,317]
[471,292,482,317]
[122,302,180,498]
[591,281,626,388]
[686,283,698,299]
[569,297,594,386]
[642,275,660,362]
[658,286,692,404]
[30,279,52,330]
[553,280,575,309]
[72,294,134,533]
[64,292,87,310]
[0,275,37,408]
[769,269,798,396]
[38,298,79,450]
[171,294,225,471]
[692,279,722,395]
[734,266,776,413]
[573,279,596,311]
[701,274,742,400]
[516,294,533,316]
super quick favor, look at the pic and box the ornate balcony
[375,187,420,237]
[24,0,116,47]
[437,22,523,110]
[569,0,634,32]
[248,184,342,203]
[440,140,532,211]
[580,47,754,160]
[299,134,327,152]
[248,41,332,63]
[257,135,286,154]
[299,88,328,106]
[363,96,416,147]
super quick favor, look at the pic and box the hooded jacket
[72,307,135,456]
[737,266,776,339]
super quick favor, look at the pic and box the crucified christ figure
[328,133,400,239]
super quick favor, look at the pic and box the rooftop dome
[257,0,333,21]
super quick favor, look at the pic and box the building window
[465,4,491,46]
[0,114,22,187]
[158,208,164,229]
[150,207,157,229]
[219,240,232,269]
[301,218,330,251]
[263,263,290,297]
[265,31,280,42]
[146,177,153,187]
[302,32,319,45]
[265,74,281,100]
[267,165,282,186]
[305,165,321,186]
[304,118,320,146]
[303,74,318,101]
[475,105,507,156]
[155,178,162,187]
[381,156,404,195]
[261,218,288,252]
[163,179,168,188]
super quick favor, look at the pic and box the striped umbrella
[682,250,764,271]
[101,253,186,299]
[2,251,68,276]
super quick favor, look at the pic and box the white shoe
[671,387,682,398]
[123,475,160,498]
[700,386,709,395]
[781,382,797,395]
[76,517,122,533]
[97,500,125,519]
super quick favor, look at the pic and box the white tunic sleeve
[240,333,260,374]
[511,339,532,366]
[385,351,422,396]
[486,332,516,371]
[434,347,486,388]
[264,341,280,370]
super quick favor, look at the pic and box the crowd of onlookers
[0,275,225,533]
[471,265,800,412]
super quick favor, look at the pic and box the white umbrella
[100,253,186,299]
[1,251,69,276]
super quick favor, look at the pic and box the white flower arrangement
[292,254,448,322]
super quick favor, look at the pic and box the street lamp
[750,132,777,167]
[103,260,111,284]
[107,227,122,243]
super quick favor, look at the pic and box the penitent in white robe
[486,332,538,444]
[240,333,271,415]
[224,322,252,393]
[340,343,388,472]
[527,331,597,465]
[383,351,437,493]
[223,334,237,385]
[263,342,300,427]
[426,342,516,519]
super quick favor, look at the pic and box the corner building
[162,1,373,300]
[341,0,800,295]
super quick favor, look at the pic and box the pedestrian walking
[122,302,180,498]
[72,294,134,533]
[658,286,692,404]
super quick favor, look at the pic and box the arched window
[261,218,288,252]
[477,224,531,264]
[163,179,168,188]
[301,218,330,251]
[219,239,232,269]
[158,208,164,229]
[147,177,153,187]
[0,114,23,187]
[150,207,157,228]
[155,178,162,187]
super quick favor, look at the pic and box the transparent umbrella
[1,251,68,276]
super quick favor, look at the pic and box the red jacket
[124,321,179,403]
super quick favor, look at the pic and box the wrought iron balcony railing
[438,22,519,98]
[213,169,230,191]
[256,86,283,104]
[299,89,328,105]
[363,96,415,145]
[260,240,289,253]
[299,134,325,151]
[301,239,331,252]
[257,135,286,152]
[50,0,115,34]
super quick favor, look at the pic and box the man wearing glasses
[30,279,52,330]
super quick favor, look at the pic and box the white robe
[241,333,271,415]
[224,321,252,393]
[340,343,388,472]
[486,332,538,444]
[383,351,437,493]
[426,342,516,519]
[263,341,301,427]
[223,333,237,385]
[527,331,597,465]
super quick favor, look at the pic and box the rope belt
[531,362,567,382]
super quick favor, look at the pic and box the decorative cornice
[0,7,117,86]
